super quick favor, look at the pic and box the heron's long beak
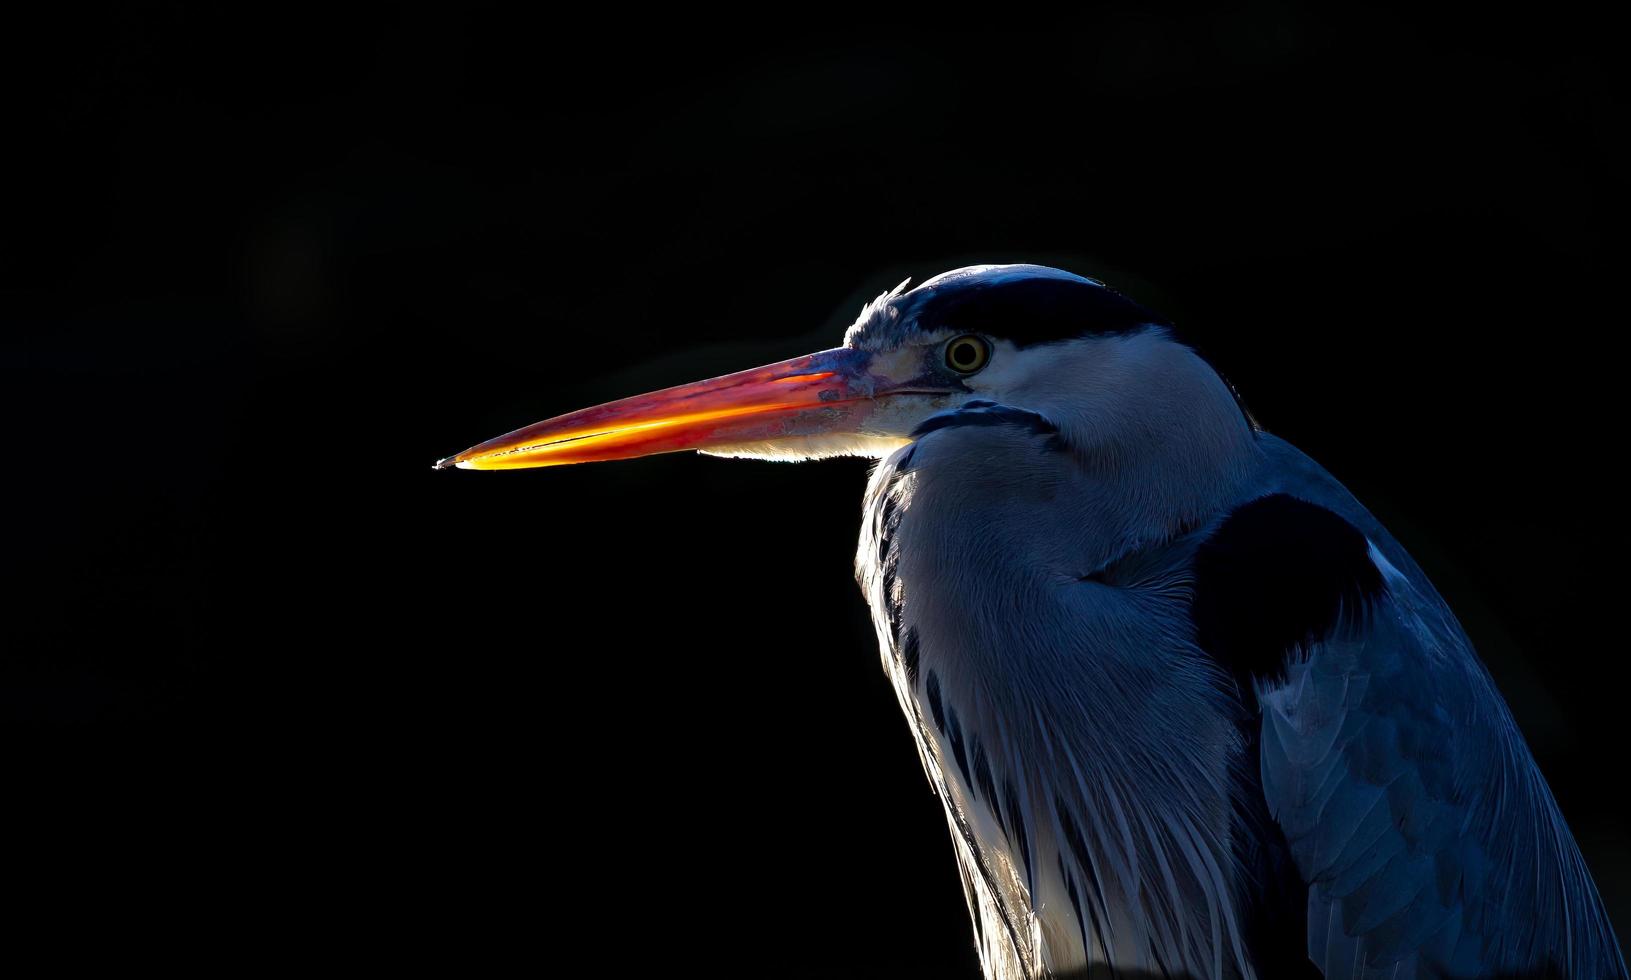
[436,346,894,470]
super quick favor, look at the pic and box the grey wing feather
[1257,536,1626,979]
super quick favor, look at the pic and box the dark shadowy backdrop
[5,6,1623,975]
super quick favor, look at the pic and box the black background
[5,6,1624,975]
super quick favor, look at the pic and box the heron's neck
[869,382,1264,975]
[1006,328,1261,571]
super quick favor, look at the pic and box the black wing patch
[1190,493,1376,979]
[1191,493,1386,692]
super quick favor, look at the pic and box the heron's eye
[944,335,990,374]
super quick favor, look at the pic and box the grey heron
[435,264,1626,979]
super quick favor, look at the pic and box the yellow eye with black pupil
[944,335,990,374]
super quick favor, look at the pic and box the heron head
[434,264,1179,470]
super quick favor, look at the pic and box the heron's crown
[844,263,1170,350]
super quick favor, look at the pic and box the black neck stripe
[911,404,1061,448]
